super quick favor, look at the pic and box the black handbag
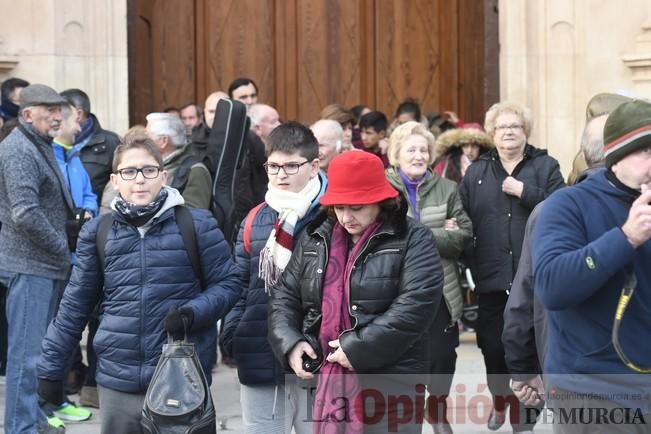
[141,335,216,434]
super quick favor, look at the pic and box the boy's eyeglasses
[117,166,162,180]
[263,160,310,175]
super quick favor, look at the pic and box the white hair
[581,114,607,167]
[248,104,274,129]
[311,119,343,151]
[146,112,187,147]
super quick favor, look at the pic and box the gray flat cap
[585,93,633,121]
[19,84,68,108]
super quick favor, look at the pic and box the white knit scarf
[259,175,322,292]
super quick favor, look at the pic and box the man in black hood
[0,78,29,123]
[0,78,30,140]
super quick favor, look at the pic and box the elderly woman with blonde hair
[385,121,472,434]
[460,101,565,432]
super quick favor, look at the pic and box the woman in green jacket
[386,121,472,434]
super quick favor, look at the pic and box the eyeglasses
[117,166,162,180]
[495,124,524,132]
[263,160,310,175]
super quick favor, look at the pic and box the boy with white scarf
[222,121,327,434]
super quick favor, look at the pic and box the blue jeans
[0,272,64,434]
[0,281,7,376]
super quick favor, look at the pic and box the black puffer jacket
[268,207,444,375]
[460,144,565,293]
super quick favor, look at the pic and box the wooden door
[128,0,198,125]
[128,0,497,127]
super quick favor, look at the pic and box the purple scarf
[399,169,426,221]
[313,221,382,434]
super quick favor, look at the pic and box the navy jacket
[39,191,241,393]
[222,173,327,386]
[532,170,651,405]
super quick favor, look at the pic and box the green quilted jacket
[386,168,472,323]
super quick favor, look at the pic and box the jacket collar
[78,114,107,148]
[110,186,185,230]
[163,145,190,165]
[386,167,440,196]
[481,143,547,162]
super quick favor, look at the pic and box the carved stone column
[0,0,128,134]
[622,10,651,97]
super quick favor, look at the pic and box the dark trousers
[0,281,7,376]
[427,302,459,423]
[477,291,541,432]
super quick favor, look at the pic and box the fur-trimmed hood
[434,127,494,158]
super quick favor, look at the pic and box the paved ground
[0,333,553,433]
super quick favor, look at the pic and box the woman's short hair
[112,137,163,172]
[320,104,355,129]
[324,197,402,224]
[484,101,533,138]
[395,97,421,121]
[122,125,148,143]
[387,121,437,166]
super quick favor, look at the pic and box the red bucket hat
[320,151,398,206]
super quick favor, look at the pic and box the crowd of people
[0,75,650,434]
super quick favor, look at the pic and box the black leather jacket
[268,208,444,375]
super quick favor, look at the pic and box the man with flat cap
[0,84,71,433]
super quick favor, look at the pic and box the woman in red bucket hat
[268,151,444,434]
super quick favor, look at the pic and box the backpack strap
[243,202,265,255]
[96,213,113,275]
[174,206,206,289]
[95,207,206,290]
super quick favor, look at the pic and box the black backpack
[141,335,216,434]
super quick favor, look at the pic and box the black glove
[165,306,194,340]
[38,378,65,407]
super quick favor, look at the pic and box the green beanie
[603,99,651,167]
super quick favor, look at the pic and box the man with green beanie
[532,99,651,433]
